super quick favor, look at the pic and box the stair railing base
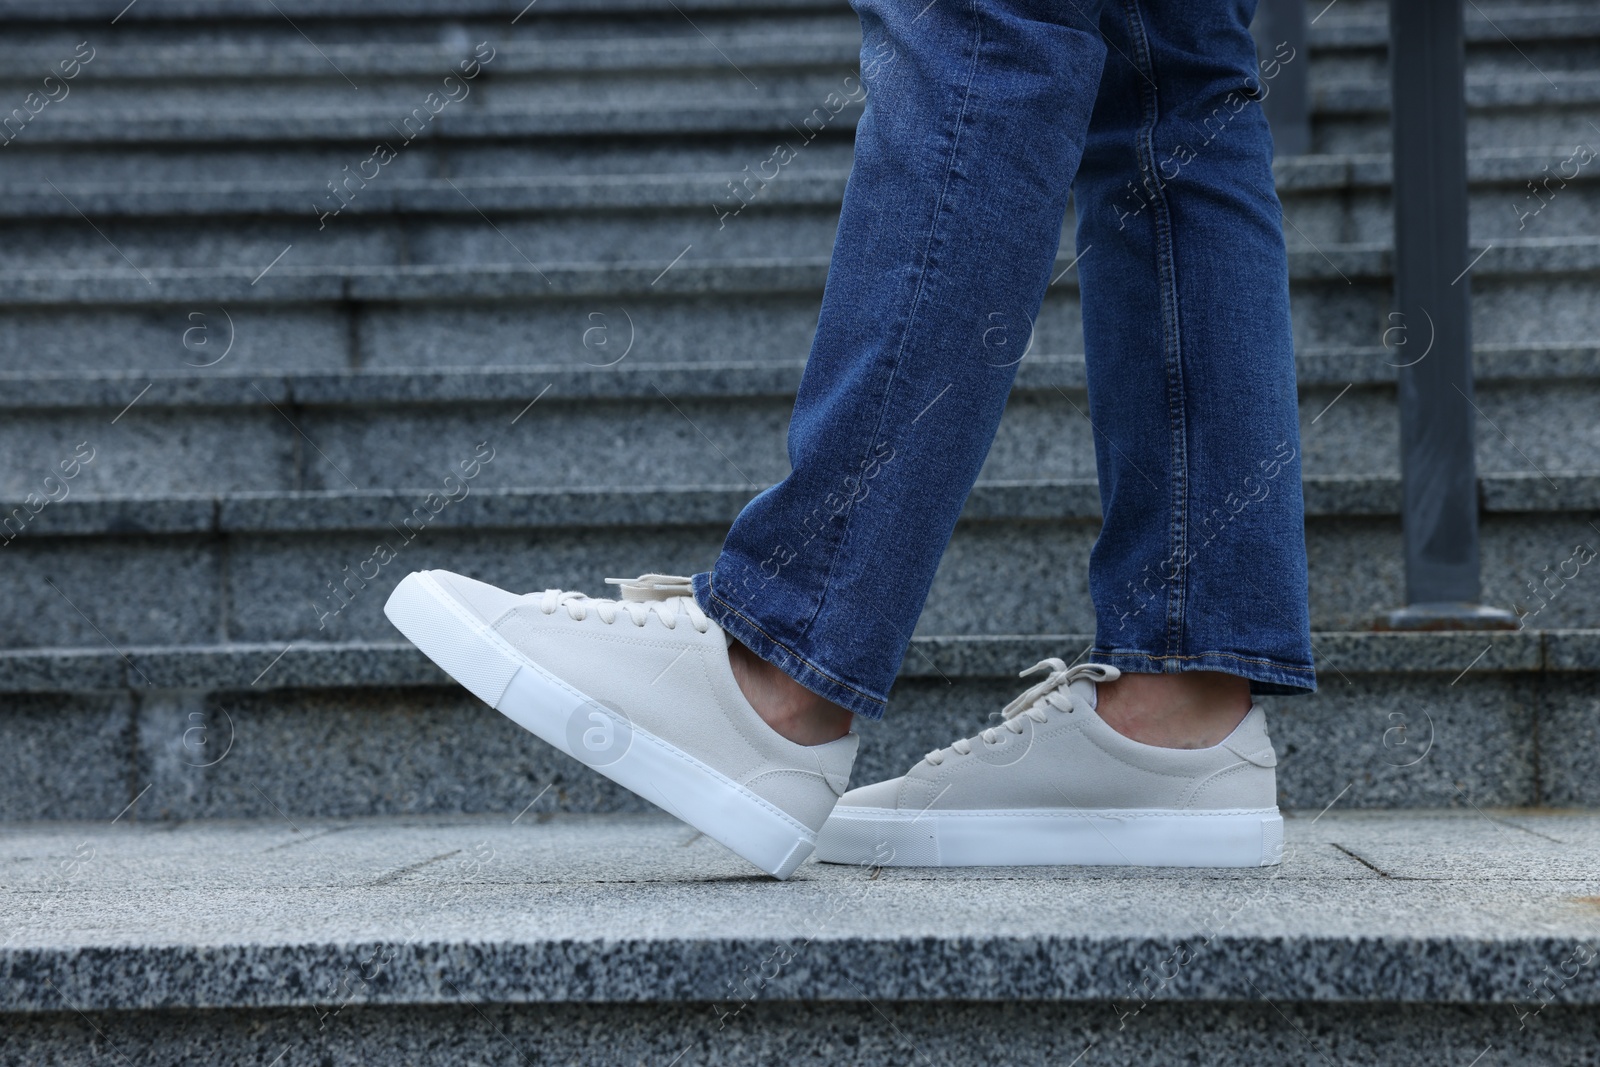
[1374,602,1520,632]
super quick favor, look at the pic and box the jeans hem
[1089,647,1317,696]
[692,571,889,721]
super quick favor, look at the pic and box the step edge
[1,629,1595,692]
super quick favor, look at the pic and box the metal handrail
[1255,0,1515,630]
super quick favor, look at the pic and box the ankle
[728,638,852,746]
[1094,670,1251,749]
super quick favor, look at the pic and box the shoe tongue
[1069,678,1098,711]
[606,574,694,602]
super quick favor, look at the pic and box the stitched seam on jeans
[1092,648,1317,675]
[804,0,985,639]
[706,581,888,707]
[1119,0,1188,659]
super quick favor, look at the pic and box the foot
[727,638,853,746]
[814,659,1281,869]
[385,570,858,879]
[1095,670,1251,749]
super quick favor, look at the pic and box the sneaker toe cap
[429,570,522,626]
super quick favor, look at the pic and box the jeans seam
[803,0,985,636]
[1093,647,1316,675]
[1119,0,1189,660]
[706,581,889,707]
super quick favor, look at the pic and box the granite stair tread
[2,345,1598,411]
[4,74,1593,149]
[0,2,1590,80]
[2,628,1596,692]
[0,147,1587,219]
[1,471,1596,538]
[0,34,868,79]
[2,810,1598,1012]
[0,0,845,17]
[1,236,1597,308]
[0,0,1574,23]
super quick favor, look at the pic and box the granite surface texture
[5,636,1598,820]
[6,239,1600,311]
[0,345,1598,413]
[4,1001,1599,1066]
[2,652,1598,819]
[0,178,1592,277]
[4,385,1597,495]
[0,0,1581,39]
[0,145,1589,226]
[1538,673,1600,808]
[2,474,1592,538]
[7,276,1590,371]
[4,511,1595,649]
[1,630,1595,694]
[0,75,1586,153]
[2,811,1599,1014]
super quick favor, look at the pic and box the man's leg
[1074,0,1315,726]
[694,0,1108,725]
[814,0,1309,869]
[388,0,1112,878]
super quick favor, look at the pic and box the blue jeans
[692,0,1314,719]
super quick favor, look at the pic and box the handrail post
[1380,0,1515,631]
[1251,0,1310,156]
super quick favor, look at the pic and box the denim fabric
[694,0,1315,719]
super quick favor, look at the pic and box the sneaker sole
[815,807,1284,868]
[384,571,817,880]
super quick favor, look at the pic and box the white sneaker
[815,660,1282,868]
[384,570,858,879]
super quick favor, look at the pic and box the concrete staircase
[1,0,1597,1062]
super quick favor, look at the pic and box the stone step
[0,147,1587,216]
[0,96,874,147]
[0,360,1594,496]
[0,75,1592,152]
[0,0,1580,42]
[5,344,1599,407]
[8,628,1592,692]
[2,811,1597,1065]
[0,0,1586,184]
[0,151,1593,270]
[0,5,1588,78]
[3,472,1595,534]
[2,238,1599,375]
[0,135,861,187]
[10,1002,1597,1067]
[0,216,1593,278]
[0,48,1589,128]
[0,28,867,80]
[0,476,1594,652]
[6,0,1574,27]
[0,240,1585,299]
[0,2,1586,82]
[1,630,1596,818]
[0,134,1579,195]
[1313,2,1600,49]
[0,0,841,17]
[0,0,1590,162]
[6,68,1588,118]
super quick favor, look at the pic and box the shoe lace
[536,573,710,633]
[922,659,1120,766]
